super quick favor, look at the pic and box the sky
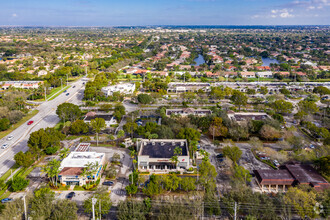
[0,0,329,26]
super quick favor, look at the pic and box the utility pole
[44,87,47,101]
[22,195,27,220]
[92,198,97,220]
[60,78,62,88]
[66,74,68,86]
[234,202,237,220]
[99,199,102,220]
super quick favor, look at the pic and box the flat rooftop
[139,139,188,158]
[84,114,113,121]
[60,152,104,169]
[286,164,329,185]
[254,169,294,185]
[228,112,270,121]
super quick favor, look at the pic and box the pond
[193,54,206,66]
[261,57,279,66]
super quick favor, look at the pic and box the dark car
[66,93,70,96]
[27,120,34,125]
[1,198,13,203]
[72,85,76,88]
[216,153,224,158]
[102,181,114,186]
[67,192,75,199]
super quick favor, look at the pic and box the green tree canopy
[56,103,82,122]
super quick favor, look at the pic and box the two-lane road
[0,78,87,176]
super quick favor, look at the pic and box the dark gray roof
[141,141,188,158]
[84,114,113,121]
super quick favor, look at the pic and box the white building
[38,70,48,77]
[0,81,44,90]
[137,139,190,173]
[59,151,105,186]
[167,82,211,93]
[101,83,136,97]
[166,108,212,117]
[256,71,273,78]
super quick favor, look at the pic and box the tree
[51,199,78,220]
[125,184,138,196]
[284,187,317,219]
[42,159,61,187]
[181,177,196,192]
[56,103,81,122]
[313,86,330,97]
[0,198,24,219]
[10,176,29,192]
[298,100,319,114]
[271,100,293,114]
[170,155,179,170]
[259,125,281,140]
[14,151,34,168]
[223,145,242,165]
[117,129,125,138]
[0,118,10,131]
[84,187,112,219]
[117,199,148,220]
[260,86,268,95]
[70,119,89,134]
[123,122,138,138]
[233,165,252,183]
[199,160,217,190]
[59,148,70,160]
[177,127,201,143]
[90,118,106,146]
[137,94,153,104]
[208,117,228,141]
[314,155,330,177]
[229,124,249,141]
[231,90,247,111]
[29,187,55,219]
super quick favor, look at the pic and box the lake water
[193,54,206,66]
[261,57,279,66]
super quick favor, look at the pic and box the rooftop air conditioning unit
[161,142,165,146]
[152,142,155,145]
[172,142,175,146]
[181,142,184,146]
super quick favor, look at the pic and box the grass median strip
[0,109,39,140]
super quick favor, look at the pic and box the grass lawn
[0,191,11,200]
[0,109,39,140]
[0,164,20,181]
[73,185,85,191]
[47,85,71,101]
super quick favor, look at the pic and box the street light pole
[92,198,97,220]
[66,74,68,86]
[22,195,27,220]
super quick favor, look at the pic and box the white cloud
[12,13,17,17]
[271,8,294,18]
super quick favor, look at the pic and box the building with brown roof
[254,164,329,193]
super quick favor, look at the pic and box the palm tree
[90,118,106,146]
[174,147,182,156]
[59,148,70,160]
[170,156,179,170]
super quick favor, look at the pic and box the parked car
[1,144,9,149]
[66,192,75,199]
[66,93,70,96]
[1,198,13,203]
[273,160,280,167]
[102,181,114,186]
[6,135,14,141]
[216,153,224,158]
[27,120,34,125]
[309,144,315,149]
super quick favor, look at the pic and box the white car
[1,144,9,149]
[6,135,14,141]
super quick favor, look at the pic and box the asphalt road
[0,77,87,177]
